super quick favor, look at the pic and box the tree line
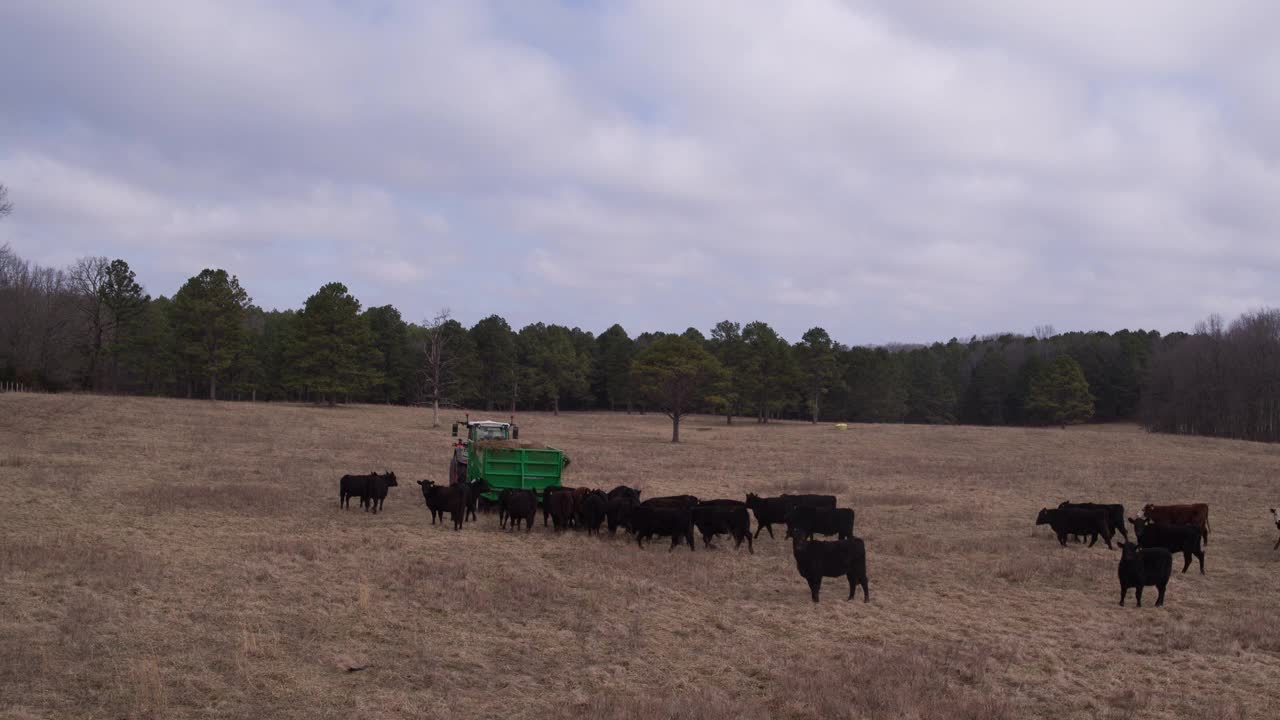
[2,242,1277,442]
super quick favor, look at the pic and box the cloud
[2,0,1279,343]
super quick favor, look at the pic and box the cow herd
[1036,501,1214,608]
[337,475,868,603]
[336,473,1271,607]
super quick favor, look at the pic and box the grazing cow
[786,506,855,541]
[606,494,639,535]
[607,485,641,502]
[1142,503,1210,545]
[339,472,374,510]
[365,472,397,514]
[1035,507,1113,548]
[630,505,695,551]
[1059,501,1128,542]
[546,489,575,531]
[543,486,575,527]
[1272,508,1280,551]
[418,480,465,530]
[791,535,869,603]
[1117,542,1173,607]
[1129,517,1205,574]
[641,494,700,508]
[503,489,538,532]
[691,503,753,553]
[578,490,608,535]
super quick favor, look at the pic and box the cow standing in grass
[791,535,869,603]
[1117,542,1172,607]
[365,471,397,514]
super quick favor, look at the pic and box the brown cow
[1142,504,1210,545]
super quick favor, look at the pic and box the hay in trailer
[473,439,550,452]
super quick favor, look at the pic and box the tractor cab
[451,419,519,443]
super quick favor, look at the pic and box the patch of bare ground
[3,393,1280,719]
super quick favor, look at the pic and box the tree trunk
[812,390,820,424]
[251,388,256,402]
[671,414,680,443]
[553,396,560,416]
[209,373,216,400]
[432,397,440,428]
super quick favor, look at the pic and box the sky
[3,1,1280,345]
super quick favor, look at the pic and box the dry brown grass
[3,395,1280,719]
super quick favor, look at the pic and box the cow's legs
[807,577,821,603]
[1119,586,1128,607]
[1135,586,1143,607]
[1155,583,1166,607]
[1181,552,1193,574]
[1195,550,1205,575]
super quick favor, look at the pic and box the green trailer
[450,419,567,501]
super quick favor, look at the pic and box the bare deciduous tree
[69,256,112,391]
[422,308,461,428]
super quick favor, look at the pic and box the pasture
[2,394,1279,719]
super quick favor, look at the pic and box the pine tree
[596,324,634,412]
[1026,355,1095,426]
[286,282,376,406]
[171,269,251,400]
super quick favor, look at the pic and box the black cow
[578,490,608,535]
[546,489,575,531]
[745,493,789,539]
[1117,542,1173,607]
[786,506,855,541]
[607,485,641,502]
[418,480,465,530]
[782,493,837,508]
[463,478,491,522]
[606,495,639,535]
[630,505,695,551]
[365,472,397,514]
[691,503,753,553]
[1035,507,1113,548]
[1129,517,1205,574]
[1059,501,1128,542]
[642,494,700,508]
[339,472,374,510]
[503,489,538,532]
[791,535,869,603]
[543,486,576,527]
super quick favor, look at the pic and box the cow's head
[790,534,809,555]
[746,493,761,506]
[1118,542,1140,561]
[418,479,435,490]
[382,471,398,487]
[1034,509,1052,525]
[1271,508,1279,528]
[1128,517,1150,536]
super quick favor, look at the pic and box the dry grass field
[3,394,1280,719]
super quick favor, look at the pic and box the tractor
[449,416,567,502]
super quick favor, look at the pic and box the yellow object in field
[834,423,848,430]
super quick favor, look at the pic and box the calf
[1272,508,1280,551]
[1059,501,1128,542]
[630,505,695,551]
[1117,542,1173,607]
[791,535,869,603]
[1129,517,1204,574]
[746,493,790,539]
[578,490,608,535]
[691,503,753,553]
[1035,507,1113,548]
[606,495,639,535]
[339,472,373,510]
[546,489,575,531]
[786,506,855,541]
[543,486,575,527]
[365,471,397,514]
[503,489,538,532]
[1142,503,1210,545]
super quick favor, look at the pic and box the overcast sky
[3,1,1279,345]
